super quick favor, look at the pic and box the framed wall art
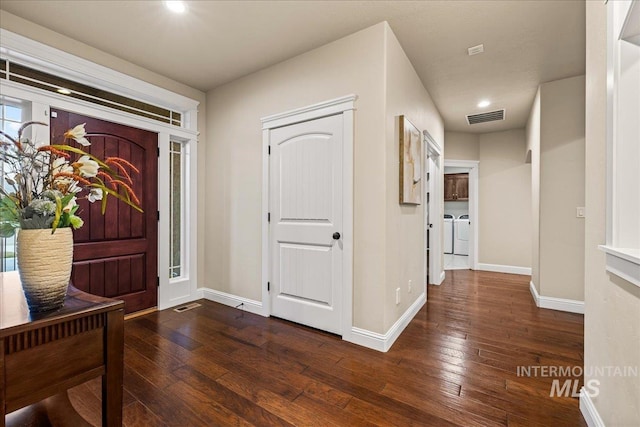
[399,115,422,205]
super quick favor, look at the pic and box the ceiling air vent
[466,109,505,125]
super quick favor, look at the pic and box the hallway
[61,270,585,426]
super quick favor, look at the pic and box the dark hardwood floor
[68,270,586,426]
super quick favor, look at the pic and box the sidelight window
[0,100,28,272]
[169,140,185,279]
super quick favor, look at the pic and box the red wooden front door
[50,109,158,313]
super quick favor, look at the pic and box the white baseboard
[158,291,203,311]
[346,291,425,352]
[580,388,605,427]
[477,263,532,276]
[200,288,267,317]
[529,281,585,314]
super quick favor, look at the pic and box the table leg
[1,341,5,427]
[103,308,124,427]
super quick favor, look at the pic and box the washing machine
[454,214,469,255]
[444,214,454,254]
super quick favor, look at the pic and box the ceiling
[0,1,585,133]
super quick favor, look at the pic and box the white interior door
[269,114,343,334]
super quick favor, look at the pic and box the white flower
[67,180,82,194]
[63,197,77,213]
[75,155,99,177]
[64,123,90,146]
[52,156,73,174]
[87,188,103,203]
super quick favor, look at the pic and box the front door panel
[50,109,158,313]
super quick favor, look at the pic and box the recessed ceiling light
[477,100,491,108]
[57,88,71,95]
[165,1,186,14]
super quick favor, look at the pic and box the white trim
[425,132,444,286]
[477,263,532,276]
[430,270,446,286]
[599,245,640,287]
[0,29,199,123]
[580,388,606,427]
[159,285,204,312]
[260,119,271,318]
[260,95,356,337]
[341,108,355,342]
[529,281,585,314]
[261,95,357,129]
[604,2,640,286]
[443,160,479,270]
[201,288,265,317]
[423,130,442,156]
[347,292,426,352]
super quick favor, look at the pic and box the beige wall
[205,22,387,332]
[526,89,541,292]
[478,130,532,269]
[383,25,444,331]
[205,22,442,334]
[444,130,532,270]
[0,10,209,285]
[443,132,479,160]
[538,75,585,300]
[584,2,640,424]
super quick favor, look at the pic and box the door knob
[333,232,341,240]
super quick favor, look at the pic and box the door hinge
[157,276,160,287]
[157,210,160,221]
[268,212,271,223]
[268,146,271,155]
[267,281,270,291]
[157,147,160,157]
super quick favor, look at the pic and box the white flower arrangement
[0,121,142,237]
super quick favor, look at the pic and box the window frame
[600,0,640,287]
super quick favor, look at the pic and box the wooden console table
[1,272,124,426]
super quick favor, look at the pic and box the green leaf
[0,223,16,238]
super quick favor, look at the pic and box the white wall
[538,75,585,301]
[584,2,640,424]
[444,130,532,270]
[478,130,532,269]
[383,23,444,331]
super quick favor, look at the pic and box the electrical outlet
[408,279,412,293]
[576,207,586,218]
[396,287,400,305]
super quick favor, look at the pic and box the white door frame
[424,131,444,285]
[444,159,479,270]
[261,95,356,339]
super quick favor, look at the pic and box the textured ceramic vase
[17,227,73,312]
